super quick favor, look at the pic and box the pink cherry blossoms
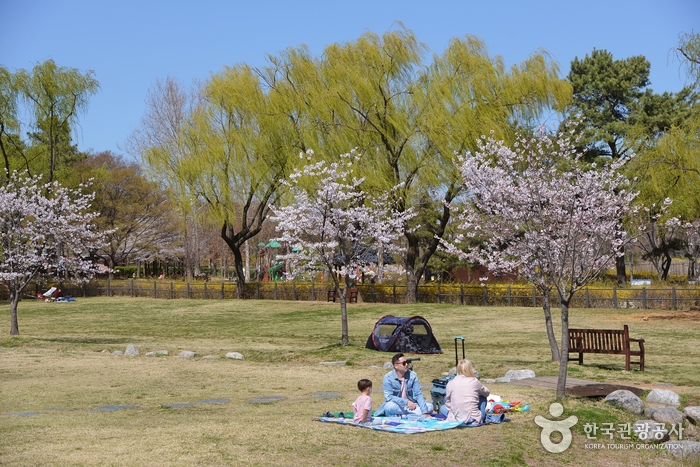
[271,150,414,345]
[1,173,106,335]
[445,126,639,302]
[444,124,641,397]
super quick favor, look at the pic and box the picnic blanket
[314,413,509,434]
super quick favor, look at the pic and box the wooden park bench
[327,287,358,303]
[568,324,645,371]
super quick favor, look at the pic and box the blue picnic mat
[315,414,507,434]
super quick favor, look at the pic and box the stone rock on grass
[646,388,681,407]
[644,407,685,425]
[496,369,535,383]
[145,350,169,357]
[225,352,244,360]
[685,406,700,425]
[125,345,139,356]
[177,351,197,358]
[605,390,644,414]
[663,440,700,462]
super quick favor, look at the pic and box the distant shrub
[114,266,137,277]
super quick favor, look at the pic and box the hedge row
[7,278,699,310]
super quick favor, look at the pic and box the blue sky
[2,0,698,157]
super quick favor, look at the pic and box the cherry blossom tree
[1,173,105,335]
[271,150,414,345]
[443,124,642,397]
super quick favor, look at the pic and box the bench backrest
[568,325,630,353]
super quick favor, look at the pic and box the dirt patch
[630,310,700,322]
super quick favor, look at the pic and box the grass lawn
[1,297,699,466]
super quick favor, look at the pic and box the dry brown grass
[1,297,698,466]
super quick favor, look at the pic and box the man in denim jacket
[375,353,434,416]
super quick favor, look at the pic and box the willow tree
[265,28,571,301]
[627,114,700,279]
[0,66,22,181]
[191,65,298,294]
[676,31,700,90]
[137,28,570,299]
[141,66,300,296]
[11,60,99,184]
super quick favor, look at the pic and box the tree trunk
[661,250,672,281]
[556,301,571,399]
[244,240,250,281]
[404,232,420,303]
[340,288,349,346]
[403,193,454,303]
[9,286,21,335]
[542,291,560,362]
[616,251,627,286]
[688,247,698,281]
[232,246,246,299]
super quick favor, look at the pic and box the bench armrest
[629,338,645,354]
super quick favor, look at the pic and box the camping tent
[365,315,442,354]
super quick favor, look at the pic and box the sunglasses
[397,361,409,366]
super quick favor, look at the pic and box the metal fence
[8,279,700,311]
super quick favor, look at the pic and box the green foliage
[676,31,700,90]
[566,49,697,161]
[3,59,99,184]
[262,28,572,300]
[629,114,700,221]
[113,266,137,277]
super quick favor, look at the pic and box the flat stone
[247,395,285,404]
[162,403,194,408]
[383,362,393,370]
[3,411,42,417]
[124,344,139,356]
[503,369,535,382]
[177,351,196,358]
[225,352,244,360]
[195,399,229,404]
[101,349,111,354]
[319,361,346,366]
[90,405,138,412]
[145,350,169,357]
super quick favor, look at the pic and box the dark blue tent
[365,315,442,354]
